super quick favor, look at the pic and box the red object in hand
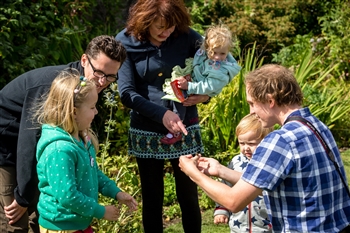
[170,80,188,102]
[184,74,192,81]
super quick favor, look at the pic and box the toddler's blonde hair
[236,113,274,140]
[201,24,232,59]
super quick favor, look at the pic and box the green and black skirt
[128,124,204,159]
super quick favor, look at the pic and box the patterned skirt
[128,124,204,159]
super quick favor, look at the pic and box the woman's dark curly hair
[126,0,191,41]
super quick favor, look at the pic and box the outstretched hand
[116,192,138,212]
[179,155,222,178]
[178,154,201,177]
[103,205,120,221]
[196,157,221,177]
[104,192,137,221]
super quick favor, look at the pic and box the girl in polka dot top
[33,70,137,232]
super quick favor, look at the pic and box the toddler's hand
[214,214,229,224]
[116,192,138,211]
[177,77,188,90]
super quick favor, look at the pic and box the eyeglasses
[86,56,118,82]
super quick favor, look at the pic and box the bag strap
[285,116,350,197]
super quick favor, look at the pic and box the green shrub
[0,0,127,88]
[163,173,177,206]
[293,49,350,129]
[0,0,70,87]
[163,204,181,220]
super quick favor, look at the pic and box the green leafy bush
[0,0,68,87]
[163,172,177,206]
[0,0,127,88]
[164,204,181,221]
[3,1,350,231]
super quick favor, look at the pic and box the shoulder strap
[285,116,350,197]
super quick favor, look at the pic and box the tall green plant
[94,83,130,156]
[92,83,142,232]
[293,49,350,128]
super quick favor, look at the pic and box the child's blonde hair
[236,113,274,140]
[201,24,232,58]
[33,69,99,150]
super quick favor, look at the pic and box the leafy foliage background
[1,0,350,231]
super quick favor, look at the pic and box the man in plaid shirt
[179,64,350,232]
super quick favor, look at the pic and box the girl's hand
[103,205,119,221]
[116,192,138,211]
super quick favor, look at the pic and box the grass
[342,149,350,187]
[164,149,350,233]
[164,208,229,233]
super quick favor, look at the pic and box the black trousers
[136,157,201,233]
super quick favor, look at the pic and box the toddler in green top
[33,70,137,232]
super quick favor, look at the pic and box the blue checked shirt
[241,107,350,232]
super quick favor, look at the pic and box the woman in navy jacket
[116,0,209,232]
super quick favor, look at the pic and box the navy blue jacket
[116,28,203,133]
[0,62,83,207]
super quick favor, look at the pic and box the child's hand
[214,214,229,224]
[177,77,188,90]
[116,192,138,211]
[103,205,119,221]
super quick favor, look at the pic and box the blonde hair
[236,113,273,140]
[201,24,232,58]
[33,69,99,150]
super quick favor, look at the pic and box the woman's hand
[162,110,188,135]
[183,94,210,107]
